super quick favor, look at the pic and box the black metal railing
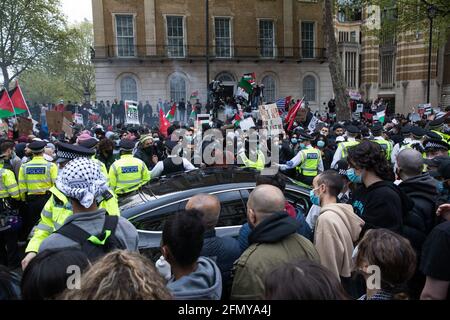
[91,45,327,61]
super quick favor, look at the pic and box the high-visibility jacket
[432,130,450,143]
[18,156,58,200]
[372,139,393,161]
[0,164,20,200]
[339,141,360,158]
[92,155,109,184]
[297,148,321,177]
[239,150,265,171]
[109,154,150,195]
[25,186,120,253]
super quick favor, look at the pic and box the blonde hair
[60,250,172,300]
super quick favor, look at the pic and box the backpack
[55,215,125,262]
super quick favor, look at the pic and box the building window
[120,76,138,101]
[303,75,316,102]
[262,76,276,103]
[115,15,135,57]
[380,52,394,87]
[166,16,185,58]
[170,75,186,103]
[215,18,231,58]
[259,20,275,58]
[350,31,356,43]
[216,72,235,83]
[345,51,357,88]
[301,22,315,58]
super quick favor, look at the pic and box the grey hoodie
[167,256,222,300]
[314,203,364,279]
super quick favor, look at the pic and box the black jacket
[249,212,300,245]
[398,173,438,252]
[134,148,156,170]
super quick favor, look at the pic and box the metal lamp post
[206,0,210,106]
[426,5,437,104]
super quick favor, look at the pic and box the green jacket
[230,233,319,300]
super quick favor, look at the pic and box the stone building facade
[91,0,334,112]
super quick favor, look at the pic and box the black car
[120,167,312,257]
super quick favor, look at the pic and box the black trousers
[297,174,315,186]
[0,229,20,269]
[23,194,50,240]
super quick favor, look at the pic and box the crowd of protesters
[0,94,449,301]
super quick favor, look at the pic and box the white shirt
[391,138,412,165]
[331,137,357,168]
[150,156,196,179]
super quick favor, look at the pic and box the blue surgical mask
[346,168,363,184]
[300,143,306,150]
[309,188,321,206]
[291,138,298,145]
[437,181,445,193]
[317,140,326,148]
[185,136,193,143]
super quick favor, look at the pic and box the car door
[214,190,247,239]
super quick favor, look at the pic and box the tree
[324,0,351,121]
[0,0,68,89]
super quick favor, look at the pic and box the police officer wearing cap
[331,125,360,168]
[0,153,21,268]
[391,125,412,165]
[77,137,109,183]
[280,131,323,185]
[370,123,393,161]
[18,140,58,238]
[401,126,426,155]
[109,139,150,196]
[429,117,449,143]
[22,142,121,270]
[423,139,449,159]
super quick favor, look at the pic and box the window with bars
[303,75,316,102]
[262,76,276,103]
[121,77,138,101]
[166,16,185,58]
[345,51,357,88]
[380,53,394,87]
[170,75,186,103]
[115,15,135,57]
[259,20,275,58]
[215,18,231,58]
[301,22,315,58]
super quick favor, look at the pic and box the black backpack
[55,215,125,262]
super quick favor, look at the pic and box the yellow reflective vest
[92,155,109,184]
[25,186,120,253]
[18,156,58,200]
[109,154,150,195]
[432,130,450,143]
[239,150,266,171]
[0,164,20,200]
[297,148,321,177]
[372,139,393,161]
[339,141,360,158]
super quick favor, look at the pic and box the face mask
[437,181,445,193]
[153,138,160,142]
[300,143,306,150]
[309,188,321,206]
[317,140,326,148]
[346,168,363,184]
[185,136,193,144]
[143,146,153,155]
[291,138,298,145]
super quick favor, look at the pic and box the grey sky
[61,0,93,23]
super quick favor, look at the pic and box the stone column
[92,0,106,58]
[283,0,294,57]
[144,0,157,56]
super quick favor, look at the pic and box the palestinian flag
[159,108,170,137]
[8,81,29,117]
[232,113,242,128]
[0,89,15,119]
[236,73,256,101]
[190,91,199,100]
[166,103,177,121]
[375,105,386,124]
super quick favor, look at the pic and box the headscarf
[56,157,109,209]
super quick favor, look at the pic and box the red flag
[159,108,170,137]
[287,98,304,132]
[284,96,292,109]
[0,89,15,119]
[9,80,31,117]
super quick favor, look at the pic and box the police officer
[423,139,449,160]
[109,139,150,196]
[391,125,412,165]
[371,123,393,161]
[331,125,361,168]
[22,142,120,270]
[429,117,449,143]
[78,137,109,182]
[401,126,426,154]
[150,140,196,178]
[280,131,323,185]
[0,153,21,268]
[18,140,58,238]
[237,138,266,171]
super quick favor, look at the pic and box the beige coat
[314,203,364,279]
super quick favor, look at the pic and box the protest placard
[239,117,256,131]
[62,117,74,139]
[46,111,74,132]
[259,103,283,136]
[17,117,33,136]
[74,113,84,125]
[125,100,140,125]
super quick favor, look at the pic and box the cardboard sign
[125,100,140,125]
[239,117,256,131]
[259,103,283,136]
[45,111,73,133]
[62,117,74,139]
[18,117,33,136]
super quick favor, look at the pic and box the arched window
[262,75,276,103]
[120,76,138,101]
[215,72,235,83]
[303,75,316,102]
[170,74,186,103]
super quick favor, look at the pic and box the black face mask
[143,146,153,155]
